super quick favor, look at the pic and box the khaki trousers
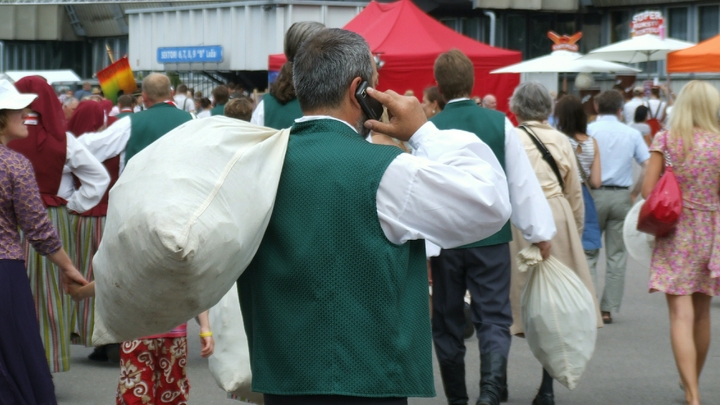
[585,188,632,313]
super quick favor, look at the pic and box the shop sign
[631,11,664,37]
[157,46,223,64]
[548,31,583,52]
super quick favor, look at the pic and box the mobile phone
[355,80,384,121]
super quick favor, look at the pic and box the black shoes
[476,353,507,405]
[87,346,108,362]
[532,392,555,405]
[87,344,121,364]
[439,362,469,405]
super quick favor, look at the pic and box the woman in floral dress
[641,80,720,405]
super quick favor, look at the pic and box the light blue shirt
[587,115,650,187]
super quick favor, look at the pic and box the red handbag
[637,134,682,237]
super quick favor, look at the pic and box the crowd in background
[0,21,718,405]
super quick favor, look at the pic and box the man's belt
[598,185,629,190]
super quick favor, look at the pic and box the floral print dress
[649,130,720,295]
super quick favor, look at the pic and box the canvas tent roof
[667,34,720,73]
[269,0,521,112]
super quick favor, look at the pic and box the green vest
[239,119,434,398]
[431,99,512,248]
[210,103,225,116]
[124,102,192,162]
[115,112,132,120]
[262,93,303,129]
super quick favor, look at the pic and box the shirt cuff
[408,121,437,150]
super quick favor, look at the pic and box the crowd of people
[0,21,718,405]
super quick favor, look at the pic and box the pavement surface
[55,252,720,405]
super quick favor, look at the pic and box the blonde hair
[669,80,720,159]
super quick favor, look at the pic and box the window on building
[611,10,630,43]
[505,14,527,57]
[528,14,553,58]
[462,18,482,42]
[668,7,689,41]
[699,5,719,42]
[581,13,602,54]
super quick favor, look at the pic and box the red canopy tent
[667,34,720,73]
[269,0,521,113]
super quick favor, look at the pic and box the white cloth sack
[623,198,655,266]
[92,116,290,345]
[518,246,597,390]
[208,287,264,404]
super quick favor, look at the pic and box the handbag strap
[519,125,565,191]
[572,146,594,195]
[662,131,674,168]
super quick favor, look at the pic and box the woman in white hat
[0,79,88,403]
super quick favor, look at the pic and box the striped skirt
[22,206,76,373]
[71,215,105,347]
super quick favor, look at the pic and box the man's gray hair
[62,97,78,107]
[293,29,373,112]
[510,82,553,122]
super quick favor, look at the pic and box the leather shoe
[532,393,554,405]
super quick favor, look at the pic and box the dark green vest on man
[262,93,303,129]
[239,119,435,398]
[124,102,192,162]
[430,99,511,248]
[210,103,225,116]
[115,111,133,120]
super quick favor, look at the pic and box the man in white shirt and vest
[587,90,650,324]
[237,29,513,405]
[428,50,556,405]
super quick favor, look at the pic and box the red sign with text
[631,11,664,37]
[548,31,583,52]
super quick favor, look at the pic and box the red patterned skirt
[116,337,189,405]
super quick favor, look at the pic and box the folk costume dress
[10,77,108,373]
[0,143,63,404]
[66,100,120,347]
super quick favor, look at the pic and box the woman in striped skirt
[67,100,120,359]
[11,77,109,373]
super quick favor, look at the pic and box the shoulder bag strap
[519,125,565,191]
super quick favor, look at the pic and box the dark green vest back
[262,93,303,129]
[210,103,225,116]
[124,102,192,162]
[115,112,132,120]
[239,119,434,397]
[431,100,512,248]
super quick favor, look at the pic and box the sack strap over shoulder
[519,125,564,191]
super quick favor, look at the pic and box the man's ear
[349,76,363,110]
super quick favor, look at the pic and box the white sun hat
[623,198,655,267]
[0,80,37,110]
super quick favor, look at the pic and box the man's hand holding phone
[363,88,427,142]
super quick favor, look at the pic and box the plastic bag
[518,246,597,390]
[92,117,290,344]
[208,287,264,404]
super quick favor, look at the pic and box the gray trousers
[585,188,632,313]
[431,244,512,365]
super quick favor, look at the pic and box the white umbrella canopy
[491,50,640,74]
[581,34,694,64]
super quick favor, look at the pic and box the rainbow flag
[96,56,137,103]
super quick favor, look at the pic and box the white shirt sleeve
[503,119,556,243]
[251,99,265,126]
[63,134,110,213]
[377,122,512,248]
[76,116,131,173]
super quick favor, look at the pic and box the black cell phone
[354,80,384,121]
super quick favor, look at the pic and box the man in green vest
[74,73,192,173]
[428,50,556,405]
[210,85,229,116]
[238,29,514,405]
[115,94,135,119]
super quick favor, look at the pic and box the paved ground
[55,253,720,404]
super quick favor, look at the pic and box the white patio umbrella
[491,50,640,74]
[581,34,694,64]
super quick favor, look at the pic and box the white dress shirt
[58,133,111,213]
[295,115,512,248]
[587,115,650,187]
[174,95,196,113]
[76,116,132,174]
[424,99,556,257]
[623,97,644,124]
[250,99,265,126]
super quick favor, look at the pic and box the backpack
[646,101,664,138]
